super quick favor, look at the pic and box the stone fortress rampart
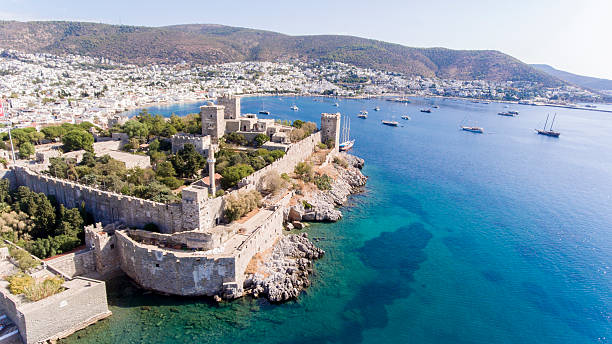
[13,166,186,233]
[171,133,211,155]
[6,100,342,299]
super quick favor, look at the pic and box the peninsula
[0,95,366,343]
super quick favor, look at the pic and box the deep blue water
[68,97,611,343]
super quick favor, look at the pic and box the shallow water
[64,97,612,343]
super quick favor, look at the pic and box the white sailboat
[339,115,355,151]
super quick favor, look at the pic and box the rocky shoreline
[286,152,367,224]
[243,233,324,302]
[245,153,366,302]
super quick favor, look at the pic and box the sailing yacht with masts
[259,100,270,115]
[535,114,560,137]
[339,115,355,151]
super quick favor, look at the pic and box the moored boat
[420,109,431,113]
[374,107,380,111]
[401,115,411,120]
[461,126,484,133]
[339,115,355,151]
[535,114,560,137]
[259,110,270,115]
[382,120,399,126]
[290,105,299,111]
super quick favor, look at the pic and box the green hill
[0,21,562,86]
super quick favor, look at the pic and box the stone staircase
[0,314,20,344]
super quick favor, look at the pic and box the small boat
[420,109,431,113]
[290,105,299,111]
[401,115,411,120]
[432,105,439,108]
[508,111,519,115]
[339,116,355,151]
[358,113,368,119]
[497,112,516,117]
[374,107,380,111]
[382,120,399,126]
[461,126,484,133]
[334,103,339,107]
[535,114,560,137]
[259,100,269,115]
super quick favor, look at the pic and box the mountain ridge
[0,20,563,86]
[530,64,612,91]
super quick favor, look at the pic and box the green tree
[169,144,204,178]
[221,164,254,188]
[254,134,270,147]
[224,133,248,146]
[18,142,35,159]
[62,130,93,152]
[156,161,176,178]
[122,120,149,140]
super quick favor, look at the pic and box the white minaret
[207,143,216,195]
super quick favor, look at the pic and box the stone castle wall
[115,230,238,296]
[114,193,288,297]
[171,134,211,155]
[18,278,110,344]
[45,249,96,278]
[239,131,322,188]
[13,166,185,234]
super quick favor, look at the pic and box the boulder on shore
[244,233,324,303]
[301,153,367,222]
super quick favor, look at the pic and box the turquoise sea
[64,96,611,344]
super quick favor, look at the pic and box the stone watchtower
[320,113,341,152]
[201,101,225,143]
[217,95,240,119]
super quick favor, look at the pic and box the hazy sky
[1,0,611,79]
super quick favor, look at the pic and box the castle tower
[207,143,216,195]
[320,113,341,152]
[201,101,225,143]
[217,95,241,119]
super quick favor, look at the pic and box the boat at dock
[420,109,432,113]
[461,126,484,133]
[339,115,355,151]
[401,115,411,120]
[382,120,399,126]
[535,114,560,137]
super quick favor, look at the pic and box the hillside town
[0,49,604,131]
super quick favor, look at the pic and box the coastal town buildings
[0,49,604,134]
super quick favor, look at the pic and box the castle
[7,96,342,296]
